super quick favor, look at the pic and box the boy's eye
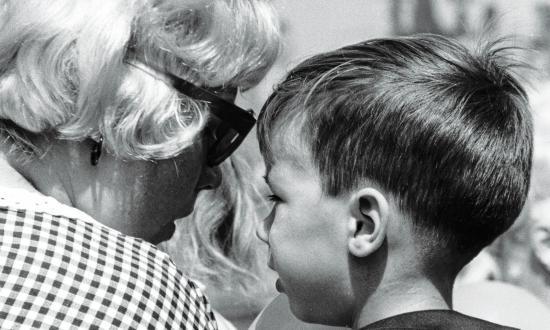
[266,194,282,203]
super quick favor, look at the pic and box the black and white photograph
[1,1,550,329]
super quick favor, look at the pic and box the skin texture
[79,138,221,243]
[256,157,355,325]
[12,135,221,244]
[255,140,451,329]
[4,75,240,244]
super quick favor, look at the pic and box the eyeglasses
[163,72,256,167]
[90,64,255,167]
[118,61,256,167]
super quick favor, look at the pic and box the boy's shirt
[360,310,517,330]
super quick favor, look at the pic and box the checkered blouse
[0,189,218,329]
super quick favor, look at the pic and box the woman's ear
[347,188,389,258]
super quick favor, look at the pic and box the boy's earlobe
[347,188,389,258]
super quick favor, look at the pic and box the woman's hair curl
[0,0,280,159]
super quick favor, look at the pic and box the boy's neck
[352,276,452,329]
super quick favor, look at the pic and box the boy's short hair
[258,34,532,272]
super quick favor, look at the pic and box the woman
[0,0,279,328]
[161,152,277,328]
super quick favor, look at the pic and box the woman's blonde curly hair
[0,0,280,159]
[0,0,280,297]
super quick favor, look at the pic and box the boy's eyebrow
[262,174,270,185]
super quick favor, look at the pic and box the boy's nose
[256,212,271,244]
[196,166,222,190]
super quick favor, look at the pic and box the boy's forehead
[264,148,314,190]
[261,106,313,179]
[265,150,309,182]
[266,131,310,172]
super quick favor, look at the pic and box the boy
[255,34,531,329]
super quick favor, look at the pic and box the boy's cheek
[275,255,353,325]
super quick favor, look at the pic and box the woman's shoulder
[0,188,217,329]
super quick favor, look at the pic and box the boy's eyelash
[266,194,281,202]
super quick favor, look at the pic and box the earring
[90,136,103,166]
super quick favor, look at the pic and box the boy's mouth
[275,278,284,292]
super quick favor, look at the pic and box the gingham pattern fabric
[0,192,218,330]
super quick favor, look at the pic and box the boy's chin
[287,294,348,327]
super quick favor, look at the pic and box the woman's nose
[197,166,222,190]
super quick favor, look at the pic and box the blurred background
[160,1,550,329]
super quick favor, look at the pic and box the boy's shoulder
[359,310,518,330]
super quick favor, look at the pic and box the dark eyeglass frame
[90,63,255,167]
[162,71,256,166]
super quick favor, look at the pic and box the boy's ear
[347,187,389,258]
